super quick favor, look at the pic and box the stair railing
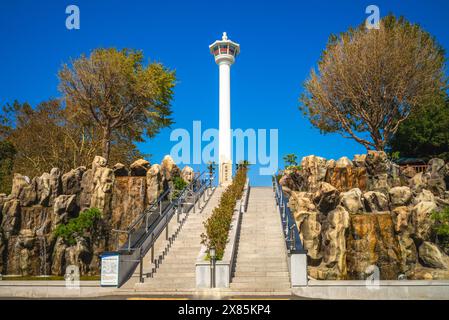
[106,170,213,287]
[272,176,305,253]
[272,175,308,287]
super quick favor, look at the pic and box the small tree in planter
[201,167,248,260]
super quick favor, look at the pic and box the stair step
[232,271,289,277]
[128,187,292,293]
[230,277,291,283]
[146,277,196,284]
[138,282,195,289]
[229,188,291,290]
[230,282,291,289]
[153,271,195,277]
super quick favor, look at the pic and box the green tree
[431,207,449,253]
[389,94,449,161]
[283,154,298,167]
[0,110,15,194]
[0,140,15,194]
[300,15,446,151]
[1,100,144,179]
[171,175,188,199]
[54,208,102,246]
[59,48,176,163]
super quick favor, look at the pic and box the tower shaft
[219,62,231,168]
[209,32,240,186]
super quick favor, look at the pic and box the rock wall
[283,151,449,280]
[0,155,192,276]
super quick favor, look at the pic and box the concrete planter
[195,179,250,288]
[288,252,308,287]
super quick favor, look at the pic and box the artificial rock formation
[146,164,164,205]
[339,188,364,214]
[112,163,128,177]
[418,241,448,269]
[325,158,368,192]
[347,213,402,280]
[130,159,150,176]
[281,151,449,280]
[0,155,193,276]
[363,191,389,212]
[321,206,350,277]
[313,182,339,213]
[300,156,327,191]
[181,166,195,183]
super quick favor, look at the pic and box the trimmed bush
[201,167,247,260]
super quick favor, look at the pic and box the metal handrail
[112,171,211,252]
[173,171,207,206]
[272,175,307,254]
[111,188,171,252]
[106,170,214,287]
[113,188,171,234]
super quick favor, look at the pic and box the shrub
[172,175,188,199]
[54,208,102,246]
[276,173,283,183]
[235,160,251,171]
[201,166,247,260]
[431,207,449,252]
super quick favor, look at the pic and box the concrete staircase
[132,187,224,292]
[229,187,291,294]
[121,185,291,296]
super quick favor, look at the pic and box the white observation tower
[209,32,240,186]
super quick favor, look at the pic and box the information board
[100,253,120,287]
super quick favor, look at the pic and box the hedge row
[201,167,247,260]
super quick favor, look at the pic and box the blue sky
[1,0,448,185]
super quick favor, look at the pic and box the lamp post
[209,246,216,288]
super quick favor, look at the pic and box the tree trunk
[102,127,111,164]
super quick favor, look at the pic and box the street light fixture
[209,246,216,288]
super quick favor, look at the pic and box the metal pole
[210,257,216,288]
[151,233,154,262]
[212,258,216,288]
[165,215,169,240]
[145,212,148,231]
[139,248,144,283]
